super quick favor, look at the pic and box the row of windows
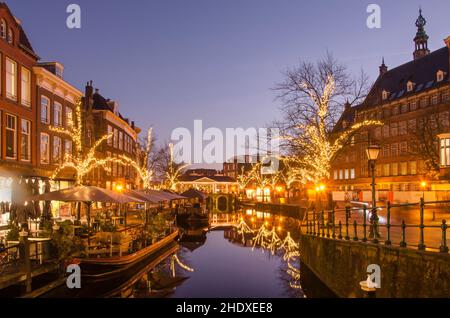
[380,141,409,158]
[360,92,450,121]
[39,133,72,165]
[1,112,31,161]
[40,96,73,128]
[333,169,356,180]
[375,161,420,177]
[107,124,133,153]
[0,56,31,106]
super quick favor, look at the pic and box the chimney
[85,81,93,98]
[131,121,135,129]
[445,36,450,49]
[95,88,99,95]
[344,100,351,111]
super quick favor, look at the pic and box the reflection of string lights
[170,254,194,277]
[236,217,303,293]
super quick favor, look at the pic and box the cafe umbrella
[27,186,145,227]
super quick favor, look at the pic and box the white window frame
[21,67,31,107]
[40,133,50,164]
[54,102,62,127]
[6,58,17,101]
[5,113,17,159]
[41,96,50,124]
[20,119,31,162]
[53,136,62,163]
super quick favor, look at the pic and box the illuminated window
[53,136,62,163]
[400,162,408,175]
[40,133,50,164]
[107,125,113,146]
[440,138,450,167]
[5,114,16,159]
[6,58,17,101]
[20,119,30,161]
[437,70,445,82]
[21,67,31,107]
[391,163,398,176]
[407,81,414,92]
[65,107,73,128]
[119,131,123,150]
[383,164,390,177]
[410,161,417,175]
[350,168,355,179]
[64,139,72,159]
[113,128,118,148]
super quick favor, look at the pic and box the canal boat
[76,229,179,280]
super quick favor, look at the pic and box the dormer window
[0,19,6,39]
[7,28,13,44]
[382,90,389,100]
[407,81,415,92]
[437,70,445,82]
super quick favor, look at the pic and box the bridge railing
[303,198,449,253]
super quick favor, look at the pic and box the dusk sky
[9,0,450,155]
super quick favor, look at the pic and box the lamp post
[366,145,381,242]
[420,181,427,199]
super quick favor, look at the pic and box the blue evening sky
[8,0,450,149]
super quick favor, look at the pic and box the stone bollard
[19,230,32,294]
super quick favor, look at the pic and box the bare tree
[274,52,371,155]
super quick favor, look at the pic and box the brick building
[331,10,450,204]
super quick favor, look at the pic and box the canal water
[41,214,335,298]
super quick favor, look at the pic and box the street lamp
[366,145,381,242]
[420,181,427,199]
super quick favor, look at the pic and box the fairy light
[170,253,194,277]
[164,143,188,190]
[283,75,383,184]
[234,218,254,244]
[51,100,121,185]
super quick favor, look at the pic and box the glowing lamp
[366,145,381,161]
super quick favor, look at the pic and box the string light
[170,253,194,277]
[234,218,254,244]
[164,143,188,190]
[283,75,383,184]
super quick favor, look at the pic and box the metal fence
[303,198,449,253]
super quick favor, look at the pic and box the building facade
[331,11,450,204]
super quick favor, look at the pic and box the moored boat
[76,229,179,280]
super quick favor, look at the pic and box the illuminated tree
[51,100,118,185]
[283,75,382,184]
[236,166,253,193]
[159,143,188,190]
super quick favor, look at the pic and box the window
[344,169,349,180]
[390,122,398,136]
[392,105,399,115]
[6,58,17,101]
[64,139,72,159]
[53,136,62,163]
[410,161,417,175]
[382,125,389,138]
[40,133,50,164]
[400,141,408,155]
[107,125,113,146]
[399,121,407,135]
[382,144,390,157]
[5,114,16,159]
[41,96,50,124]
[440,138,450,167]
[106,152,112,176]
[383,164,390,177]
[391,143,399,157]
[54,102,62,127]
[420,97,429,108]
[410,101,417,111]
[431,94,439,105]
[382,90,389,100]
[0,19,6,39]
[119,131,123,150]
[20,67,31,107]
[350,169,355,179]
[407,81,414,92]
[333,170,338,180]
[20,119,31,162]
[408,119,416,132]
[437,70,445,82]
[400,162,408,175]
[113,128,118,148]
[440,112,450,127]
[65,107,73,128]
[7,28,13,44]
[391,163,398,176]
[400,104,409,113]
[339,170,343,180]
[442,92,450,104]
